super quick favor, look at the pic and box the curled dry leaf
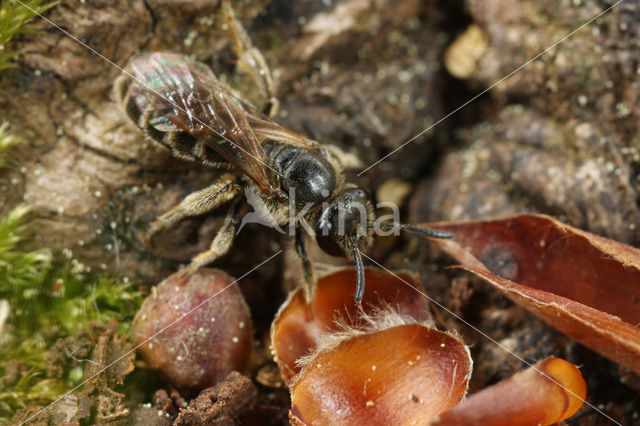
[271,267,429,383]
[131,268,253,391]
[432,357,586,426]
[289,319,472,426]
[422,213,640,375]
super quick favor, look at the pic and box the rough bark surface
[411,0,640,246]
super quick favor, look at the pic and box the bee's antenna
[369,222,454,239]
[351,237,365,303]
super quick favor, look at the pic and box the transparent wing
[245,111,321,151]
[127,52,277,195]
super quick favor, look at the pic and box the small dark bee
[115,2,452,302]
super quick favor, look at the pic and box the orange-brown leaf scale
[272,267,429,383]
[290,324,471,425]
[432,357,586,426]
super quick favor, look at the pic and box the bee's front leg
[295,222,316,300]
[146,173,241,243]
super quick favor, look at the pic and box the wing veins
[128,53,280,195]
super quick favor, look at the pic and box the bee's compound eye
[315,233,344,257]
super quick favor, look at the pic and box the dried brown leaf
[423,214,640,374]
[432,357,586,426]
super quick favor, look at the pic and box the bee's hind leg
[295,223,316,301]
[187,199,245,271]
[222,0,279,117]
[325,145,365,170]
[146,173,241,243]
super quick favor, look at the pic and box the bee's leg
[222,0,279,117]
[295,222,316,300]
[325,144,364,170]
[146,173,241,242]
[188,199,243,271]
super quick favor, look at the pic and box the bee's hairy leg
[146,173,241,243]
[188,199,244,271]
[222,0,279,117]
[295,222,316,301]
[325,144,364,170]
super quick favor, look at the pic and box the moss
[0,0,56,71]
[0,204,145,421]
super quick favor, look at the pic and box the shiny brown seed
[131,268,253,391]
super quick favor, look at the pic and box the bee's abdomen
[115,74,171,151]
[115,75,228,168]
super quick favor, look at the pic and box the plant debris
[12,318,134,424]
[424,214,640,375]
[174,371,258,426]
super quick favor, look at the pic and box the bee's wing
[246,111,322,151]
[127,52,277,195]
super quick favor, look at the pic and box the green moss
[0,205,145,421]
[0,0,57,71]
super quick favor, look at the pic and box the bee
[115,2,452,302]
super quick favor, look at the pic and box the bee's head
[315,187,374,301]
[312,186,454,303]
[315,187,373,256]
